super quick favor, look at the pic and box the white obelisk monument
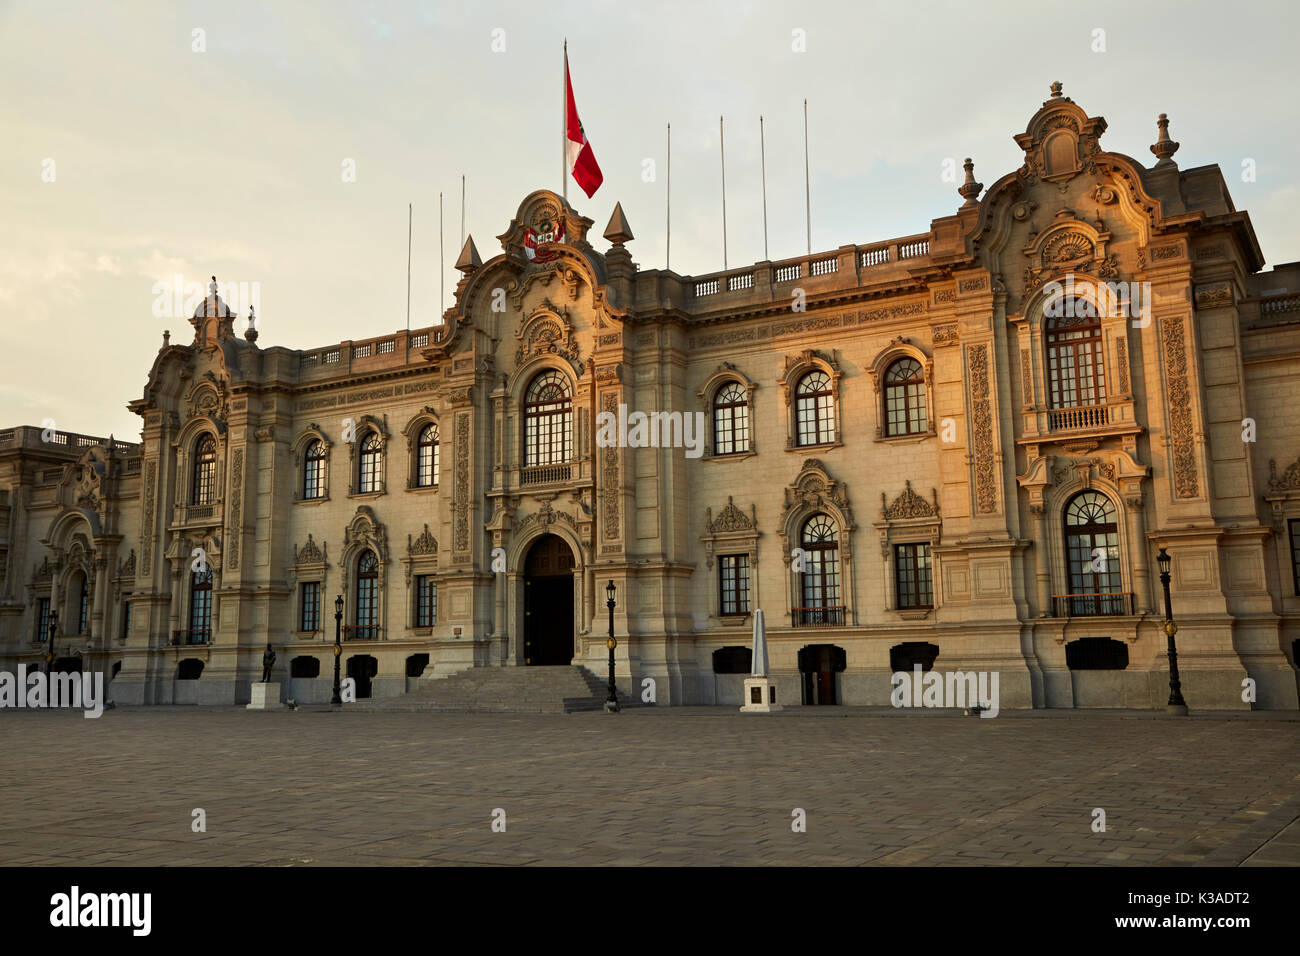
[740,608,782,712]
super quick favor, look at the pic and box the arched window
[797,514,843,626]
[188,568,213,643]
[354,550,379,639]
[303,439,327,499]
[1063,491,1124,616]
[884,358,927,436]
[712,381,750,455]
[416,423,439,487]
[524,370,572,466]
[358,432,382,493]
[795,371,834,446]
[1046,303,1106,409]
[192,434,217,505]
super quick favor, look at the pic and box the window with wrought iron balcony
[1044,307,1110,433]
[520,370,575,486]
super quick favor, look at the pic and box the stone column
[1031,504,1052,616]
[1125,494,1151,613]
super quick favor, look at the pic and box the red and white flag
[565,53,603,198]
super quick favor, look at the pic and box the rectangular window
[719,554,750,615]
[301,582,320,632]
[1290,520,1300,596]
[415,575,437,627]
[121,601,131,640]
[36,597,50,642]
[895,543,934,609]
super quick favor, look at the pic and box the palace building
[3,83,1300,710]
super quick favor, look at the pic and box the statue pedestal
[247,682,286,711]
[740,677,783,713]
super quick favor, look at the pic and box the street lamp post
[332,594,344,707]
[45,610,58,679]
[605,580,619,713]
[1156,548,1188,715]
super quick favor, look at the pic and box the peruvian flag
[565,52,603,198]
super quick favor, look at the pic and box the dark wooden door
[524,535,575,666]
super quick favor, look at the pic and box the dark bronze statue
[261,643,276,683]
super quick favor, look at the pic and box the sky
[2,0,1297,439]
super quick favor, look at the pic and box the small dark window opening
[1065,637,1129,670]
[291,656,321,679]
[712,646,753,674]
[406,653,430,678]
[889,642,940,673]
[177,659,205,680]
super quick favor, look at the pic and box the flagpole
[406,202,412,333]
[803,98,811,255]
[562,40,568,202]
[666,122,671,271]
[720,115,728,271]
[460,175,465,247]
[439,192,444,321]
[760,115,769,261]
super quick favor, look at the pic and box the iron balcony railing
[792,605,846,627]
[343,624,381,641]
[1052,592,1135,617]
[171,629,211,646]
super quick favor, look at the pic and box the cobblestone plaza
[2,708,1296,866]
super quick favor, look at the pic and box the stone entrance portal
[523,534,575,666]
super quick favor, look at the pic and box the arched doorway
[524,534,575,665]
[346,654,378,699]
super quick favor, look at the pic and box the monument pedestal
[247,682,286,711]
[741,677,783,712]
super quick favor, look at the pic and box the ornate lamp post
[45,610,58,679]
[605,580,619,713]
[1156,548,1188,715]
[332,594,344,707]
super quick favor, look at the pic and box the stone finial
[1150,113,1180,168]
[1050,81,1063,98]
[244,305,259,343]
[162,329,170,348]
[958,157,983,207]
[454,235,482,273]
[603,202,634,245]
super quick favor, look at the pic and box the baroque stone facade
[3,84,1299,709]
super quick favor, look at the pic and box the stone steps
[354,665,637,714]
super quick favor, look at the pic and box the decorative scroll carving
[1116,337,1130,395]
[118,549,136,578]
[932,323,958,346]
[969,345,997,513]
[1162,316,1199,498]
[226,448,243,570]
[881,481,940,520]
[454,413,470,551]
[1020,349,1033,405]
[601,392,620,539]
[141,460,157,575]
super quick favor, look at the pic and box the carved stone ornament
[707,496,757,534]
[881,481,940,520]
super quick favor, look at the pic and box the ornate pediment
[881,482,940,520]
[1268,455,1300,492]
[707,496,757,534]
[515,302,583,373]
[408,524,438,556]
[344,506,387,562]
[118,549,136,577]
[294,533,326,566]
